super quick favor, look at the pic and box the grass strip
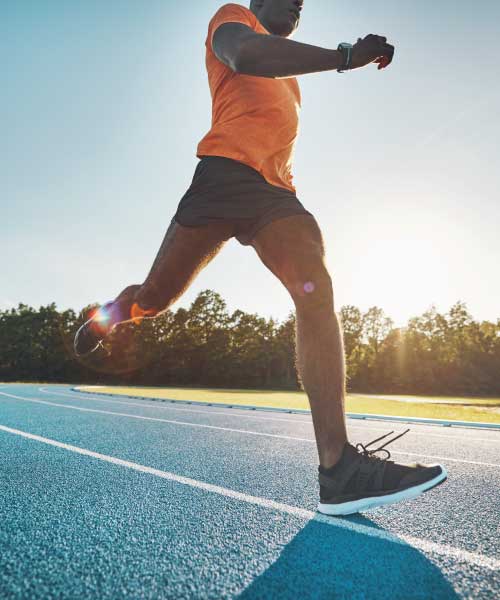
[78,386,500,424]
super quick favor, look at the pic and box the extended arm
[213,24,394,79]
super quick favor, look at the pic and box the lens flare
[59,295,166,377]
[94,307,111,324]
[304,281,315,294]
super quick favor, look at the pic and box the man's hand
[351,34,395,70]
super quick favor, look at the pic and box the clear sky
[2,0,499,326]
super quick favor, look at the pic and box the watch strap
[337,43,353,73]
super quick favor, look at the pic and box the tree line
[0,290,499,396]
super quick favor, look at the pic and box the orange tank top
[197,3,301,193]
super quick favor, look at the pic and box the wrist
[327,48,345,72]
[335,49,345,70]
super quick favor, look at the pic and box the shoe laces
[356,428,410,462]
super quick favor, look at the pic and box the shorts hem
[236,208,314,246]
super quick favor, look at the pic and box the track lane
[1,389,499,470]
[4,427,495,599]
[30,387,500,467]
[1,423,497,570]
[1,384,499,561]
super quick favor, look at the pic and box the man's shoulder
[206,3,257,49]
[209,3,255,26]
[215,3,253,16]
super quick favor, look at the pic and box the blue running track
[1,384,499,599]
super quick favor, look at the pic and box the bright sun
[333,215,467,326]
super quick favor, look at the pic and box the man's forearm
[235,34,343,78]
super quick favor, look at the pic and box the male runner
[75,1,447,515]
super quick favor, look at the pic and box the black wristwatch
[337,42,353,73]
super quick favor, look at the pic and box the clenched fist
[352,34,395,70]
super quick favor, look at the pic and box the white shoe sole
[317,465,447,517]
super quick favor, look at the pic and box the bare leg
[114,218,234,321]
[251,214,347,468]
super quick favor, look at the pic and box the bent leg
[250,214,347,468]
[113,218,234,322]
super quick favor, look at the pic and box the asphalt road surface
[1,384,499,599]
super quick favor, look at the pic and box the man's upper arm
[212,22,259,72]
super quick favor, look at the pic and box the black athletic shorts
[173,155,313,246]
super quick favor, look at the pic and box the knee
[288,269,334,315]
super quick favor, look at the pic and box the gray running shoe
[318,430,447,516]
[74,289,158,358]
[74,301,116,357]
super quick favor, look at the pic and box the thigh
[136,217,234,309]
[250,214,331,301]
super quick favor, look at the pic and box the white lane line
[4,390,500,468]
[0,423,498,572]
[0,391,313,444]
[42,387,500,445]
[39,387,315,426]
[391,452,499,467]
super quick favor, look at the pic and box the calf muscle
[251,214,347,467]
[113,220,232,320]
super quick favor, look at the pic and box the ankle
[319,443,347,471]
